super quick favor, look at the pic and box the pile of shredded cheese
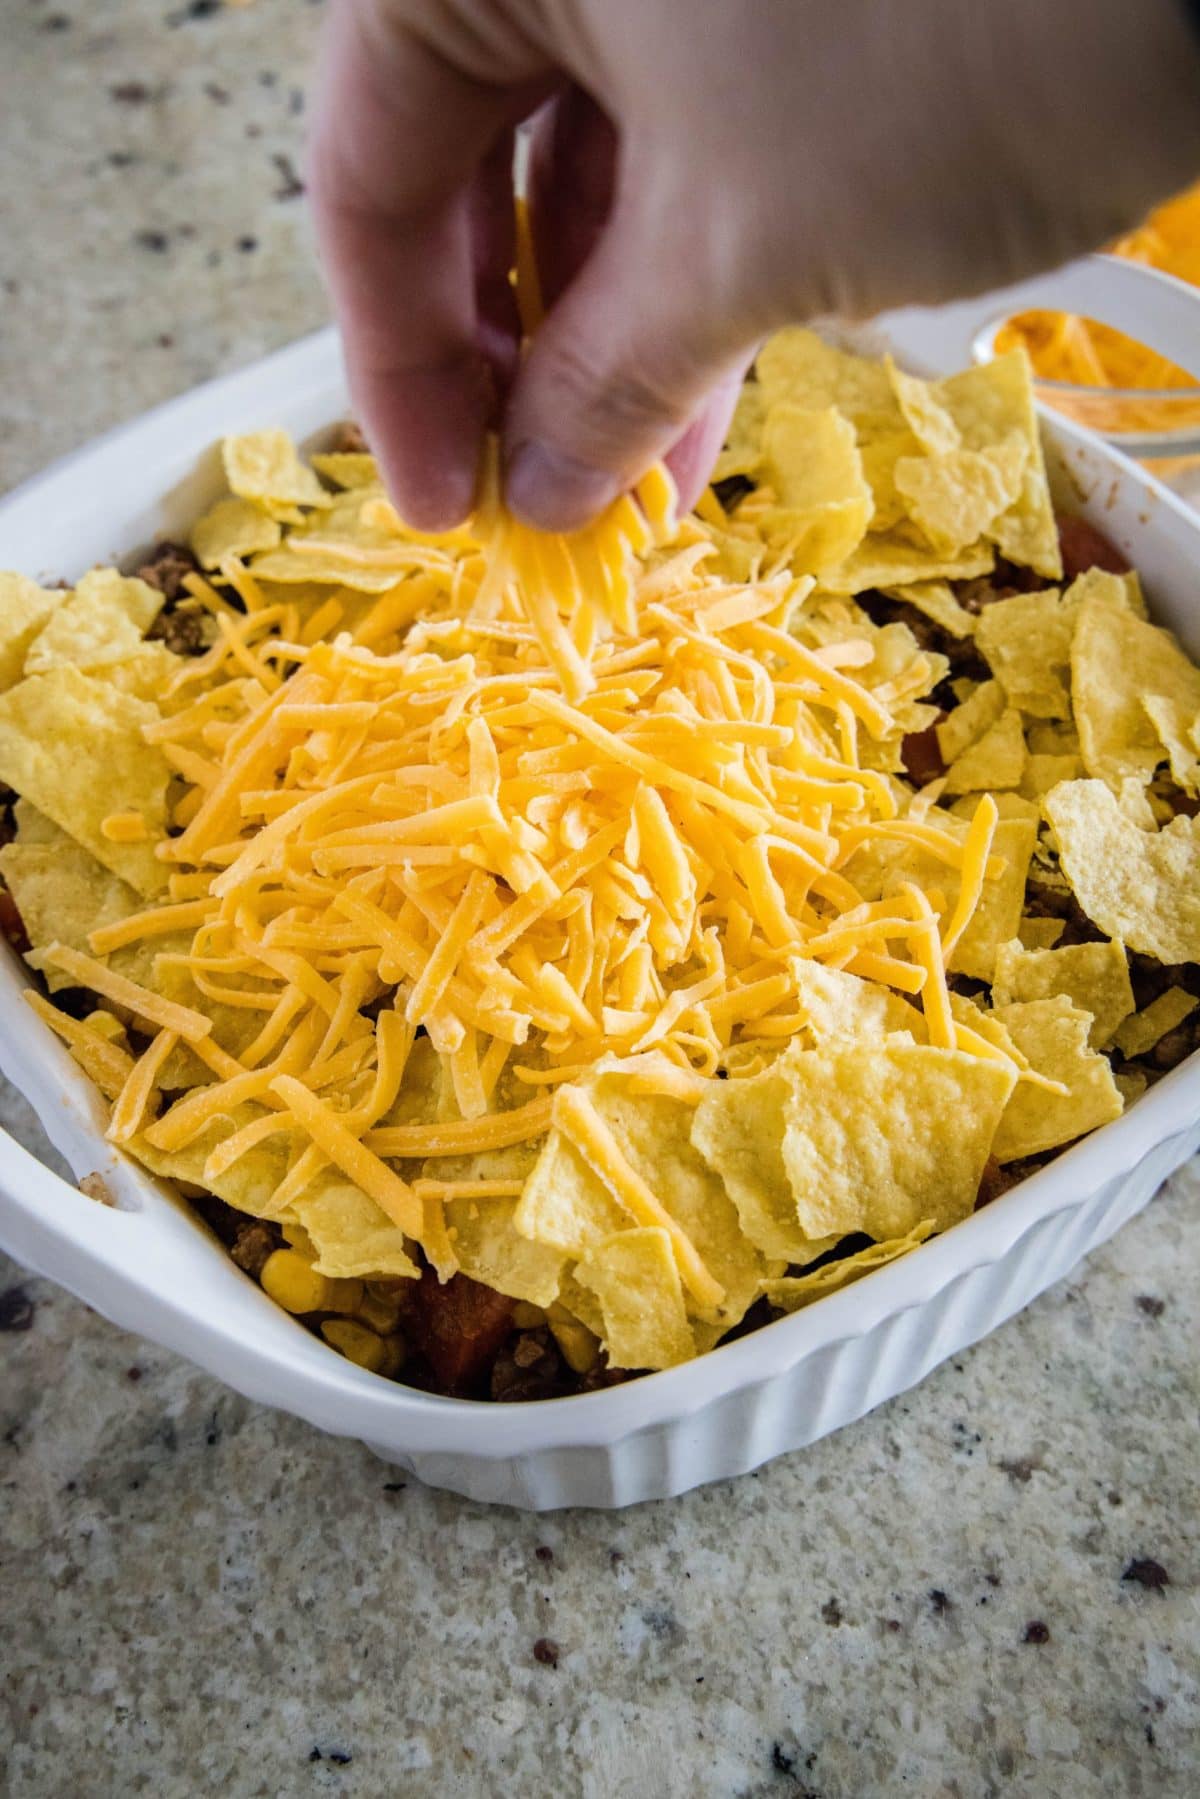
[53,464,1013,1247]
[998,178,1200,403]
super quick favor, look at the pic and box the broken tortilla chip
[1044,778,1200,965]
[989,996,1123,1161]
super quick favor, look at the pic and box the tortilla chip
[712,381,768,482]
[0,829,141,992]
[691,1058,836,1263]
[24,569,161,676]
[757,328,896,420]
[790,958,923,1042]
[1115,1068,1149,1107]
[89,642,185,703]
[934,352,1062,578]
[1017,916,1066,950]
[763,1219,937,1312]
[518,1066,767,1332]
[191,496,282,569]
[1071,572,1200,790]
[443,1192,565,1308]
[779,1041,1015,1240]
[575,1227,694,1371]
[817,533,994,597]
[887,360,961,455]
[425,1147,563,1307]
[0,573,62,691]
[244,550,409,594]
[1044,779,1200,964]
[760,405,874,571]
[12,798,60,844]
[975,588,1074,718]
[295,1179,420,1280]
[1113,987,1198,1059]
[222,430,327,508]
[1142,693,1200,797]
[515,1128,630,1256]
[883,579,976,639]
[1021,752,1083,800]
[0,666,170,895]
[1027,720,1081,757]
[858,426,925,532]
[128,1105,294,1217]
[937,678,1005,765]
[950,790,1041,826]
[309,452,382,490]
[957,815,1039,980]
[989,997,1123,1162]
[1109,779,1157,834]
[942,706,1027,794]
[992,937,1134,1048]
[841,812,1034,983]
[894,435,1027,556]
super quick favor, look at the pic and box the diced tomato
[901,718,946,787]
[407,1268,514,1396]
[0,888,28,954]
[1055,513,1130,581]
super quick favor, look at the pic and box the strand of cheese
[108,1028,179,1144]
[24,990,136,1099]
[42,944,213,1043]
[269,1074,422,1237]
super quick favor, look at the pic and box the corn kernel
[356,1290,402,1336]
[321,1317,386,1373]
[511,1301,546,1330]
[378,1334,407,1378]
[327,1276,364,1314]
[548,1312,600,1375]
[260,1248,333,1315]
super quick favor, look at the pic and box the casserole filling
[0,335,1197,1400]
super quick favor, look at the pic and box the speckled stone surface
[1,4,1198,1794]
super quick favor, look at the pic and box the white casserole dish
[0,258,1197,1511]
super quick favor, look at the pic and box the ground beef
[857,590,985,680]
[901,717,947,786]
[136,540,200,603]
[331,421,368,454]
[147,597,215,658]
[712,473,756,511]
[576,1357,632,1394]
[1150,1016,1200,1072]
[1022,879,1106,946]
[230,1220,281,1279]
[490,1327,568,1402]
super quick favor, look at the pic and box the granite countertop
[1,3,1198,1794]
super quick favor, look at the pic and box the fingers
[663,367,753,514]
[516,94,749,528]
[308,1,526,528]
[526,87,616,311]
[469,129,522,399]
[504,179,757,531]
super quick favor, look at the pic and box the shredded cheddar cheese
[91,461,1012,1287]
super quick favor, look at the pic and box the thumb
[503,190,757,532]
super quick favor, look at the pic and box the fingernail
[505,440,620,533]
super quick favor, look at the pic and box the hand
[309,0,1200,532]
